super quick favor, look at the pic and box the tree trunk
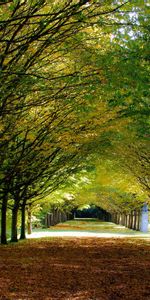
[116,213,119,224]
[125,215,127,227]
[131,212,134,229]
[128,214,130,228]
[27,206,32,234]
[139,203,149,232]
[136,210,140,231]
[11,207,18,242]
[134,210,137,230]
[127,214,130,228]
[20,203,26,240]
[1,195,8,244]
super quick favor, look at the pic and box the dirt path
[0,220,150,299]
[0,237,150,300]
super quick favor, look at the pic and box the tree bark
[136,210,140,231]
[11,206,18,242]
[27,205,32,234]
[20,203,26,240]
[128,213,131,229]
[127,214,130,228]
[134,210,137,230]
[1,195,8,244]
[125,215,127,227]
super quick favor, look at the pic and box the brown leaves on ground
[0,238,150,300]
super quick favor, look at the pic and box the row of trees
[0,1,149,243]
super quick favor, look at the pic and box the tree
[1,0,149,243]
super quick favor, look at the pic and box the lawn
[34,219,150,237]
[47,218,139,233]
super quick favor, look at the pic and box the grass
[35,218,150,237]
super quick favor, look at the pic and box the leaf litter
[0,237,150,299]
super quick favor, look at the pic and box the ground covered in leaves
[0,236,150,300]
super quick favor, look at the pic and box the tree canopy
[0,0,149,243]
